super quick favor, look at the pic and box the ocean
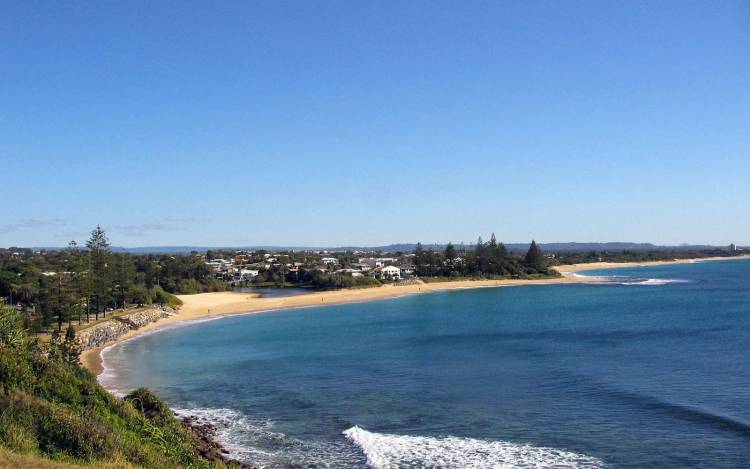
[100,259,750,468]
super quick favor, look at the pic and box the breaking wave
[166,409,605,468]
[623,278,690,286]
[172,407,363,468]
[343,426,604,469]
[569,272,691,286]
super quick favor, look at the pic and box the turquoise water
[101,259,750,468]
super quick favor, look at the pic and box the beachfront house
[372,265,401,280]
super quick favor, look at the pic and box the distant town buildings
[202,250,412,284]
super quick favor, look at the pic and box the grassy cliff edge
[0,302,235,468]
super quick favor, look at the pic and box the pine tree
[489,233,498,249]
[54,272,70,332]
[86,225,111,320]
[488,233,499,275]
[414,242,425,277]
[524,240,545,273]
[445,242,457,262]
[497,242,508,259]
[474,236,487,274]
[112,254,135,309]
[67,241,86,324]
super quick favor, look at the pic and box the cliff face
[76,308,173,350]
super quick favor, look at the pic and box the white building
[239,269,259,280]
[373,265,401,280]
[321,257,338,265]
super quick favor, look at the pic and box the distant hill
[19,242,734,254]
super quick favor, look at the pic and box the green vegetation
[303,271,382,290]
[412,235,555,279]
[0,302,230,468]
[0,226,215,333]
[553,248,741,265]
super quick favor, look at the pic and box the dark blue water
[102,259,750,468]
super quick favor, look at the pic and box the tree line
[413,234,551,278]
[0,226,226,332]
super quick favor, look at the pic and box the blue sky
[2,1,749,247]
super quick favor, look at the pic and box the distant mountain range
[23,242,736,254]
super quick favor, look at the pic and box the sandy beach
[81,255,750,376]
[81,276,587,375]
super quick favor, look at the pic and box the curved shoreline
[82,255,750,378]
[82,276,587,376]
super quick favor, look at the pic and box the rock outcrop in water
[181,414,255,468]
[76,307,175,350]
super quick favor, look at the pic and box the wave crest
[570,273,691,286]
[173,407,364,467]
[343,426,603,469]
[625,278,689,285]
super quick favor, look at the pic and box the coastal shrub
[303,271,382,290]
[125,388,172,425]
[130,285,152,306]
[0,421,36,454]
[0,305,29,348]
[150,286,183,308]
[0,302,226,468]
[200,277,231,293]
[0,347,34,391]
[0,390,113,460]
[36,403,114,460]
[176,279,201,294]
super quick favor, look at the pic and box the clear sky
[2,1,749,247]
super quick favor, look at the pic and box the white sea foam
[166,411,605,468]
[569,272,691,286]
[624,278,690,286]
[98,344,131,397]
[173,407,363,468]
[343,426,604,469]
[173,407,284,463]
[570,273,597,279]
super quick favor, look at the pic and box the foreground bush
[0,303,226,468]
